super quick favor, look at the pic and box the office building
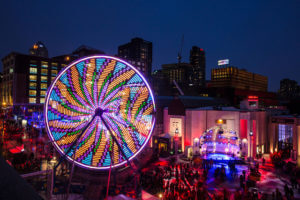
[210,66,268,92]
[1,53,69,107]
[118,37,152,77]
[1,42,107,109]
[279,78,300,98]
[189,46,206,87]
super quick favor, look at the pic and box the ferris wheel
[44,55,156,170]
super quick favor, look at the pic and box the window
[41,61,48,68]
[29,75,37,81]
[29,98,36,104]
[62,64,67,68]
[278,124,293,149]
[40,98,45,104]
[9,68,13,73]
[51,70,58,76]
[29,82,37,89]
[41,76,47,82]
[51,77,56,81]
[41,83,47,90]
[40,90,46,97]
[52,63,58,69]
[29,90,37,96]
[30,67,37,74]
[41,69,48,75]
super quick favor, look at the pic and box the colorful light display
[44,55,156,170]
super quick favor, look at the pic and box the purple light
[44,55,156,170]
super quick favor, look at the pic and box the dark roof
[155,96,226,108]
[72,45,105,55]
[0,156,42,200]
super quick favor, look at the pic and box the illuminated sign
[248,95,258,101]
[170,118,182,137]
[218,59,229,66]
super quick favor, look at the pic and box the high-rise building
[189,46,206,87]
[162,63,193,86]
[1,53,70,107]
[279,79,300,98]
[210,66,268,92]
[118,37,152,77]
[1,43,106,110]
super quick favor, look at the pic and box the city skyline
[0,0,299,92]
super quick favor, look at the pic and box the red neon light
[248,95,258,99]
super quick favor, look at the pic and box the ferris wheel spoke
[46,56,155,170]
[99,113,131,164]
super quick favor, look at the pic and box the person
[284,183,289,197]
[290,187,294,199]
[275,188,282,200]
[262,157,265,166]
[240,175,244,189]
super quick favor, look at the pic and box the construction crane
[177,35,184,64]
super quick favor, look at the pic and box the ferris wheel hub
[94,108,105,117]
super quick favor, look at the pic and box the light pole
[249,131,253,162]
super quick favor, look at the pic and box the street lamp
[249,131,253,162]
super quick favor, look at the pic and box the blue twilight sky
[0,0,299,92]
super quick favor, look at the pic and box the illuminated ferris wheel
[44,55,156,170]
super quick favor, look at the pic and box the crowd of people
[141,155,299,200]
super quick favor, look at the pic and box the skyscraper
[118,37,152,77]
[189,46,206,87]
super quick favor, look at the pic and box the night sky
[0,0,299,92]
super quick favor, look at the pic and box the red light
[200,48,203,51]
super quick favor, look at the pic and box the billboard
[218,59,229,66]
[170,118,182,137]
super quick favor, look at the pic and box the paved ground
[200,159,300,198]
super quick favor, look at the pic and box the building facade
[210,66,268,92]
[189,46,206,87]
[118,37,152,77]
[269,115,300,163]
[162,107,268,158]
[1,42,107,109]
[279,78,300,98]
[1,52,70,107]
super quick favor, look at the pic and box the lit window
[51,70,58,76]
[29,67,37,74]
[29,82,37,89]
[41,69,48,75]
[41,76,47,82]
[62,64,67,68]
[41,83,47,90]
[29,98,36,104]
[29,90,37,96]
[51,77,56,81]
[52,63,58,69]
[29,75,37,81]
[41,61,48,68]
[40,90,46,97]
[9,68,13,73]
[40,98,45,103]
